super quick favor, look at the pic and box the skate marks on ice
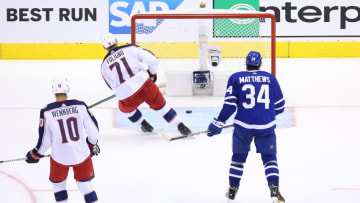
[115,107,294,135]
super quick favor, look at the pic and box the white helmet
[101,33,118,49]
[52,78,70,94]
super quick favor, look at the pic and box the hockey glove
[26,149,44,164]
[87,138,100,157]
[207,118,225,137]
[147,70,157,83]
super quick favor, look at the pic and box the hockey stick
[0,154,51,164]
[88,94,116,109]
[163,124,234,141]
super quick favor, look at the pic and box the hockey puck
[186,110,192,114]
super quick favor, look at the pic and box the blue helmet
[246,51,262,67]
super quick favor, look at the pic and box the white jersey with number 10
[35,100,99,166]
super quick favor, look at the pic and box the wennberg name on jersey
[51,106,79,117]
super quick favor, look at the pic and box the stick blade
[158,128,171,141]
[169,135,189,141]
[158,129,190,141]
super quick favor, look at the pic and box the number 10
[57,117,80,143]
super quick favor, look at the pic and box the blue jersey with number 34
[218,70,285,133]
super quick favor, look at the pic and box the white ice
[1,58,360,203]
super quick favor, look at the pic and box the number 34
[242,84,270,109]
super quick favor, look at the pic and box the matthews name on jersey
[218,70,285,133]
[35,99,99,165]
[100,44,158,100]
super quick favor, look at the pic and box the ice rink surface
[1,58,360,203]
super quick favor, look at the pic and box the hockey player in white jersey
[207,51,285,203]
[25,78,100,203]
[100,33,192,136]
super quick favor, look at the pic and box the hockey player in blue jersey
[207,51,286,203]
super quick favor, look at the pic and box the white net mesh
[132,9,275,74]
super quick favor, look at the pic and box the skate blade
[272,197,284,203]
[226,198,235,203]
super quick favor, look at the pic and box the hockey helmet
[246,51,262,67]
[52,78,70,94]
[101,33,118,49]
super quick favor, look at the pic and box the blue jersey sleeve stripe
[224,102,237,107]
[234,119,276,130]
[224,96,237,101]
[274,98,284,105]
[275,100,285,108]
[275,106,285,111]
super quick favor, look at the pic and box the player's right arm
[207,74,238,137]
[26,107,52,163]
[217,74,238,122]
[101,62,115,90]
[35,108,52,155]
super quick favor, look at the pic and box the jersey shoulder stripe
[41,99,86,112]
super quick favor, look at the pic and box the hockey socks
[54,190,68,202]
[77,181,98,203]
[124,109,144,125]
[229,153,248,187]
[84,191,98,203]
[52,180,68,202]
[156,104,181,127]
[261,154,280,186]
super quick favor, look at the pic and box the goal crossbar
[131,11,276,75]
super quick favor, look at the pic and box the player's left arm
[273,77,285,115]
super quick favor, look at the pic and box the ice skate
[225,186,238,200]
[269,185,285,203]
[177,122,192,136]
[141,120,154,133]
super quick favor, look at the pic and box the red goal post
[131,9,277,76]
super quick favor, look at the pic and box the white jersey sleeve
[101,44,159,100]
[83,108,99,145]
[35,100,99,165]
[137,45,158,75]
[36,109,52,155]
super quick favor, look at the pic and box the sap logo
[109,0,183,34]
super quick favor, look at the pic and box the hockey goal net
[131,9,276,76]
